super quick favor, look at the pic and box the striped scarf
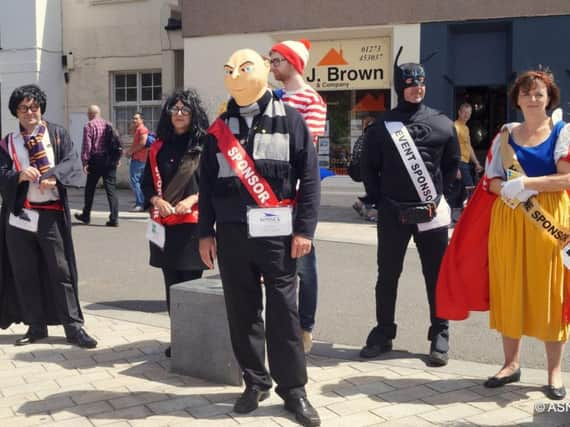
[20,122,51,174]
[224,90,289,146]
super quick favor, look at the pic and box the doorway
[454,86,507,162]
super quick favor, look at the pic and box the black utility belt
[385,197,439,224]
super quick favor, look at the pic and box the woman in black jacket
[141,89,209,357]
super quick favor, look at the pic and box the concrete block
[170,279,243,386]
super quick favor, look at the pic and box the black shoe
[105,220,119,227]
[66,328,97,349]
[427,350,449,367]
[164,346,171,358]
[233,387,270,414]
[74,213,90,224]
[359,341,393,358]
[284,396,321,427]
[15,326,48,346]
[483,368,521,388]
[543,384,566,400]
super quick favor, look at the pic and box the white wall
[0,0,64,136]
[62,0,179,184]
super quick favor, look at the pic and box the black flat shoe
[359,341,393,358]
[233,387,270,414]
[284,396,321,427]
[66,328,97,349]
[74,213,90,224]
[543,385,566,400]
[427,350,449,367]
[105,220,119,227]
[15,326,48,346]
[484,368,521,388]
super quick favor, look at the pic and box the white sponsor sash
[385,121,450,231]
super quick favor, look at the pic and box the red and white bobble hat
[270,39,311,74]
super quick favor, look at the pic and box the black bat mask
[393,46,426,102]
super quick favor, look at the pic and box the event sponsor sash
[385,121,450,231]
[208,118,294,208]
[499,130,570,252]
[148,139,198,226]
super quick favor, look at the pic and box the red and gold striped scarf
[20,122,51,174]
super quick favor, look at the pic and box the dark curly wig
[155,88,209,142]
[9,84,47,117]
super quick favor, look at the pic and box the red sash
[208,118,294,208]
[148,139,198,226]
[8,133,63,212]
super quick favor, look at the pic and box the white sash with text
[385,121,450,231]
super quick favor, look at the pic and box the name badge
[9,208,39,233]
[146,219,165,249]
[247,206,293,238]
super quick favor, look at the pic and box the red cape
[436,183,570,323]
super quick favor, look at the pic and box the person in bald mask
[198,49,321,426]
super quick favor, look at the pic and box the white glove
[514,189,538,203]
[500,177,525,200]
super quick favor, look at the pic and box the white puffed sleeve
[485,131,507,180]
[554,123,570,163]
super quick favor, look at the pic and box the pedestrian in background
[75,105,120,227]
[125,112,148,212]
[141,89,209,358]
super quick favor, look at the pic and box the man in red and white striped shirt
[270,39,327,354]
[270,40,327,146]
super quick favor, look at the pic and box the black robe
[0,122,84,328]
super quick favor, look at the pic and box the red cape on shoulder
[436,183,496,320]
[436,183,570,324]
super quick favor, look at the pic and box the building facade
[62,0,183,183]
[181,0,570,171]
[0,0,65,137]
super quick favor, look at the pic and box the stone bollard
[170,279,243,386]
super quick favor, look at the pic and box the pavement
[1,307,570,426]
[1,179,569,426]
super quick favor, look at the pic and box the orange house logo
[317,48,349,66]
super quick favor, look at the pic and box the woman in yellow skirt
[484,70,570,400]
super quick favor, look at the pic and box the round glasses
[269,57,287,67]
[169,106,192,116]
[17,104,40,113]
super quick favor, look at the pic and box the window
[112,71,162,137]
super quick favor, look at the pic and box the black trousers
[5,210,83,336]
[82,163,118,222]
[216,223,307,400]
[161,268,203,315]
[367,201,449,353]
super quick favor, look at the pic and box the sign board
[304,37,391,91]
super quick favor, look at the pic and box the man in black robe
[0,84,97,348]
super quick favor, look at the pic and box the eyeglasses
[17,104,40,113]
[169,106,192,116]
[269,57,287,67]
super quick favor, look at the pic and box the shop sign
[305,38,390,91]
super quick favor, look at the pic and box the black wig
[8,84,47,117]
[155,88,209,142]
